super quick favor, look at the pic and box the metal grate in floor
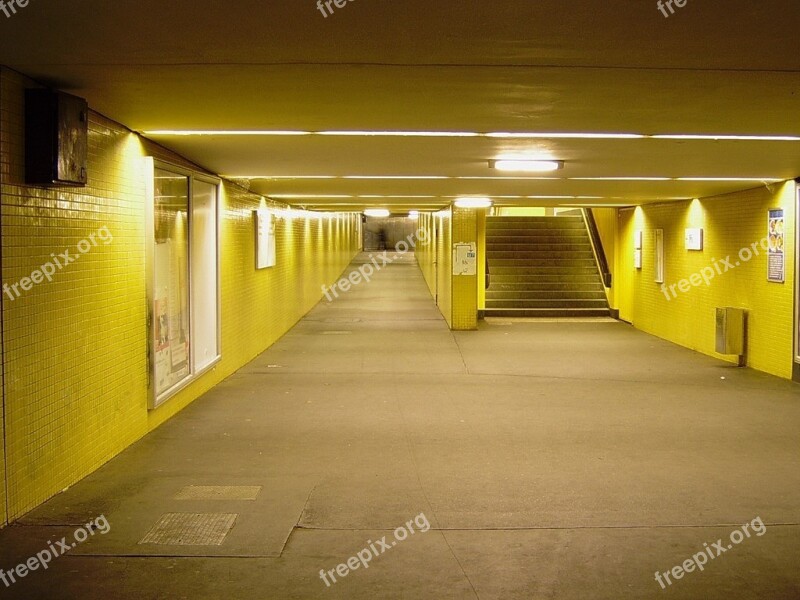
[139,513,238,546]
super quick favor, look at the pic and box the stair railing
[582,208,612,288]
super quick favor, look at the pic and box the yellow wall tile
[613,183,795,379]
[0,67,360,522]
[451,207,478,331]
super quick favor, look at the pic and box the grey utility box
[715,307,746,356]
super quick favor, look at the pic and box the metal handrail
[582,208,612,288]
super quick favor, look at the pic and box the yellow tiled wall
[477,209,486,312]
[451,207,478,330]
[0,279,4,528]
[0,67,360,523]
[416,210,451,324]
[436,210,452,326]
[416,212,436,298]
[0,67,5,525]
[414,208,478,329]
[614,183,796,379]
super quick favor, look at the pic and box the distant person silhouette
[378,227,387,250]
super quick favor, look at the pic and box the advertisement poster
[654,229,664,283]
[768,209,785,283]
[255,210,277,269]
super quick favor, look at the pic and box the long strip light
[145,130,800,141]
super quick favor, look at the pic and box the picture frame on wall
[654,229,665,283]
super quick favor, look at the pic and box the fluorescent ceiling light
[454,197,493,209]
[364,209,391,218]
[357,195,437,199]
[145,130,311,136]
[491,159,564,172]
[486,132,646,139]
[570,177,672,181]
[676,177,783,182]
[457,176,561,180]
[269,194,353,199]
[238,175,337,180]
[147,130,800,141]
[560,203,632,208]
[527,195,604,199]
[653,134,800,142]
[409,211,420,220]
[343,176,450,180]
[318,131,480,137]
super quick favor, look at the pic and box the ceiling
[1,0,799,211]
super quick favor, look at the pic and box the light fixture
[652,134,800,142]
[408,211,420,220]
[490,159,564,172]
[454,197,493,209]
[486,132,646,139]
[146,130,800,142]
[318,130,481,138]
[570,177,671,181]
[364,209,390,218]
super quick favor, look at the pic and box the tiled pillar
[450,206,478,330]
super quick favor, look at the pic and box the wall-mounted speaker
[25,89,88,186]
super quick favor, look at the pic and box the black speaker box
[25,89,88,186]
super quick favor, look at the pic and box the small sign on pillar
[452,242,477,276]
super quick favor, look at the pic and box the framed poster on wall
[768,208,785,283]
[654,229,665,283]
[254,209,277,269]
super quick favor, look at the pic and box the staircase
[485,215,611,318]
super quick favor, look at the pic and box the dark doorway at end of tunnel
[363,217,418,252]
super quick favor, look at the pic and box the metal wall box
[715,307,746,356]
[25,89,88,186]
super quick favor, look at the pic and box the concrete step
[484,307,612,318]
[486,215,583,222]
[487,229,589,236]
[489,258,598,267]
[487,290,608,300]
[485,299,610,309]
[488,216,584,224]
[487,250,596,259]
[489,281,606,291]
[489,267,602,283]
[487,242,594,251]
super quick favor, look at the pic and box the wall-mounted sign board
[453,242,477,276]
[768,208,785,283]
[685,228,703,250]
[254,209,276,269]
[654,229,665,283]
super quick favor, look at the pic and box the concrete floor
[1,252,799,599]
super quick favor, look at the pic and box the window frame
[145,159,221,409]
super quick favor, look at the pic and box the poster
[452,242,477,276]
[768,209,785,283]
[685,228,703,250]
[654,229,664,283]
[255,209,277,269]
